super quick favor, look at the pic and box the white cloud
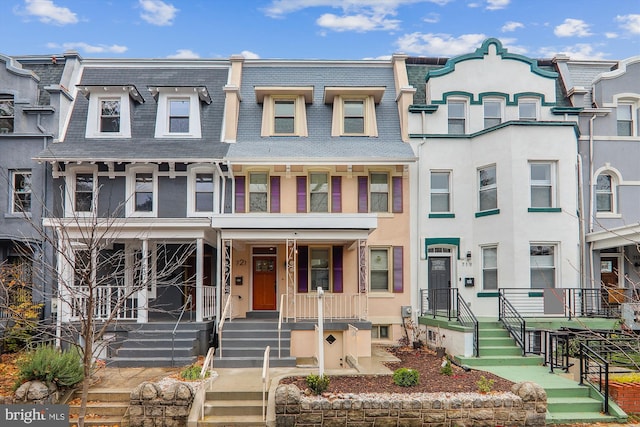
[395,33,488,56]
[23,0,78,25]
[539,43,607,60]
[47,42,128,54]
[264,0,450,17]
[616,14,640,34]
[554,18,592,38]
[467,3,481,7]
[423,13,439,24]
[605,32,618,39]
[167,49,200,59]
[240,50,260,59]
[139,0,178,26]
[317,13,400,31]
[486,0,509,11]
[501,21,523,32]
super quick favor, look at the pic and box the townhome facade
[557,55,640,313]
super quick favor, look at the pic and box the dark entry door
[253,257,276,310]
[184,255,212,311]
[601,257,623,304]
[428,257,450,310]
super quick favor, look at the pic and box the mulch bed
[280,346,515,394]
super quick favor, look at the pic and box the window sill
[528,208,561,213]
[4,213,32,219]
[429,213,455,218]
[596,212,622,219]
[475,209,500,218]
[368,292,395,298]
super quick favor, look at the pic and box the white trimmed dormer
[149,86,211,139]
[79,85,144,138]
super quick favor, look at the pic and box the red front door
[253,257,276,310]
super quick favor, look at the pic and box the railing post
[579,343,584,385]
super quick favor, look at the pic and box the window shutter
[331,176,342,213]
[358,176,368,213]
[297,176,307,213]
[298,246,308,293]
[393,246,403,293]
[270,176,280,213]
[392,176,403,213]
[235,176,245,213]
[333,246,343,293]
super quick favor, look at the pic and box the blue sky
[1,0,638,60]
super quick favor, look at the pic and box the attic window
[323,87,384,137]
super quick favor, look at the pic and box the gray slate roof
[226,62,416,163]
[565,62,617,107]
[37,66,230,162]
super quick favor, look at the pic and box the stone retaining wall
[129,380,195,427]
[275,381,546,427]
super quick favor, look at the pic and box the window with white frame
[483,100,502,128]
[274,99,295,134]
[310,248,330,291]
[256,87,312,137]
[153,87,204,138]
[448,101,466,134]
[530,162,555,208]
[10,170,31,214]
[75,173,95,213]
[617,103,634,136]
[430,171,451,213]
[530,244,556,289]
[370,247,390,292]
[169,99,190,133]
[482,246,498,290]
[519,99,537,121]
[126,166,157,217]
[82,86,139,138]
[249,172,268,212]
[325,87,383,137]
[134,173,153,212]
[370,172,389,213]
[100,99,120,133]
[194,173,215,213]
[596,173,615,213]
[343,100,365,134]
[0,94,15,133]
[309,172,329,212]
[478,165,497,212]
[74,249,91,287]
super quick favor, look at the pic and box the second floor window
[135,173,153,212]
[448,101,465,134]
[309,173,329,212]
[478,166,497,212]
[617,103,634,136]
[249,172,268,212]
[11,170,31,214]
[75,173,94,212]
[519,100,537,121]
[0,94,14,133]
[195,173,214,212]
[100,99,120,133]
[596,173,614,213]
[530,162,555,208]
[169,99,190,133]
[370,173,389,212]
[430,171,451,213]
[484,100,502,128]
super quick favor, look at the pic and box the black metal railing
[420,288,457,320]
[544,329,573,373]
[498,290,527,355]
[457,292,479,357]
[580,342,610,415]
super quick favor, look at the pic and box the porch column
[196,238,204,322]
[286,239,297,321]
[137,239,149,323]
[57,236,71,345]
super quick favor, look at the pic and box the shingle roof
[565,62,617,107]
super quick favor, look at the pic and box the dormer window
[255,86,312,137]
[79,85,143,138]
[324,86,384,137]
[169,99,190,133]
[100,100,120,132]
[151,86,210,139]
[0,94,14,134]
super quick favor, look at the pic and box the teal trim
[425,38,558,83]
[409,120,580,140]
[429,213,455,218]
[528,207,561,213]
[408,104,438,113]
[425,237,461,259]
[475,209,500,218]
[551,106,583,115]
[529,292,544,297]
[513,92,554,107]
[477,292,500,297]
[431,91,555,107]
[431,91,474,105]
[476,92,509,105]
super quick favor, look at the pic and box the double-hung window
[530,244,555,289]
[448,101,466,134]
[169,99,190,133]
[483,100,502,128]
[325,87,383,137]
[0,94,15,133]
[430,171,451,213]
[10,170,31,214]
[249,172,268,212]
[596,173,614,213]
[187,166,217,216]
[75,173,94,213]
[195,173,214,212]
[256,87,312,137]
[126,166,157,217]
[370,248,390,292]
[482,246,498,290]
[478,166,497,212]
[82,86,140,138]
[343,100,365,134]
[309,173,329,212]
[370,172,389,213]
[530,162,555,208]
[152,87,206,138]
[617,103,634,136]
[274,99,295,134]
[519,99,537,121]
[135,173,153,212]
[100,99,120,133]
[310,248,330,291]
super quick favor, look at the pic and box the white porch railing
[290,293,367,321]
[203,285,216,320]
[70,286,137,321]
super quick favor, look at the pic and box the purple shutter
[296,176,307,213]
[392,176,403,213]
[235,176,245,213]
[270,176,280,213]
[331,176,342,213]
[358,176,368,213]
[297,246,308,293]
[332,246,343,293]
[393,246,404,293]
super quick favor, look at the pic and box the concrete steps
[199,389,266,426]
[67,389,130,427]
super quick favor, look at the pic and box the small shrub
[16,345,83,389]
[476,375,495,393]
[440,358,453,376]
[180,365,206,380]
[393,367,419,387]
[610,373,640,383]
[305,374,330,395]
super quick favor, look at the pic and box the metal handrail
[216,295,232,358]
[262,346,271,422]
[498,290,527,355]
[171,294,192,367]
[456,293,479,357]
[200,346,215,378]
[278,294,285,359]
[580,342,610,414]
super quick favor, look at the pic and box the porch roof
[586,223,640,250]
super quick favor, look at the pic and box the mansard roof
[227,60,415,163]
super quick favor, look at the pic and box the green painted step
[547,396,603,413]
[479,346,523,356]
[478,336,515,346]
[546,411,621,424]
[456,355,543,367]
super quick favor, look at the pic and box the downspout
[417,110,427,313]
[577,154,585,288]
[588,114,596,289]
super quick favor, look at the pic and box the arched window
[596,173,615,213]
